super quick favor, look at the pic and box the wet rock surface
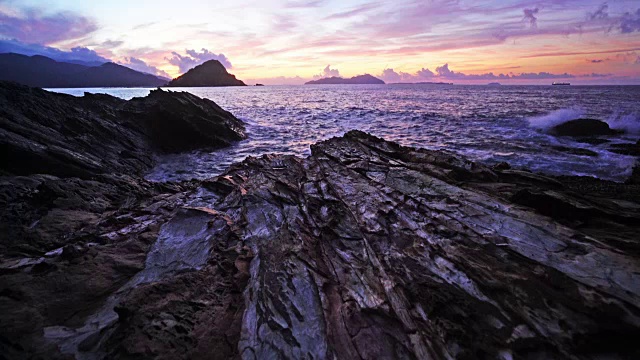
[1,85,639,359]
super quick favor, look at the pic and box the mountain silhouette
[305,74,385,85]
[166,60,246,87]
[0,53,167,88]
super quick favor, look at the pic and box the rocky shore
[1,83,639,359]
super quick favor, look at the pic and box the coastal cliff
[1,84,639,359]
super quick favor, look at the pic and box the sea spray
[527,108,585,130]
[607,112,640,134]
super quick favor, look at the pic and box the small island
[305,74,385,85]
[166,59,246,87]
[487,82,501,86]
[389,81,453,85]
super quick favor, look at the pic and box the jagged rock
[122,88,246,152]
[0,82,245,179]
[0,83,247,358]
[195,130,639,359]
[549,118,621,137]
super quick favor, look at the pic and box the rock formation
[1,85,639,359]
[305,74,385,85]
[0,53,167,88]
[166,60,246,87]
[549,118,621,137]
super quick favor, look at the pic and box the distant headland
[0,53,167,88]
[305,74,385,85]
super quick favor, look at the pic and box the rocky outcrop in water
[1,86,639,359]
[550,118,621,137]
[166,60,246,87]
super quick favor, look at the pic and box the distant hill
[305,74,385,85]
[0,53,167,88]
[166,60,246,87]
[389,81,453,85]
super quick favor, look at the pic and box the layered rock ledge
[1,84,639,359]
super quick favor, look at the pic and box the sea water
[50,84,640,182]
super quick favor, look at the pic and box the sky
[1,0,640,84]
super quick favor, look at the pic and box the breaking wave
[527,108,584,130]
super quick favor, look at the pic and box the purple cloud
[0,39,109,65]
[0,7,97,44]
[119,57,171,78]
[314,64,340,79]
[324,3,380,20]
[166,48,232,73]
[587,3,608,21]
[523,8,539,28]
[380,67,437,83]
[383,63,577,82]
[619,8,640,33]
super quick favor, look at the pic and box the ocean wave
[606,112,640,134]
[526,108,584,130]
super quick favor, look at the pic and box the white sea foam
[526,108,585,130]
[606,112,640,134]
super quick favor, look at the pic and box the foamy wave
[606,112,640,134]
[527,108,584,130]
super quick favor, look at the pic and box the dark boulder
[550,118,621,136]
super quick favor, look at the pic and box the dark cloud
[584,73,612,77]
[0,7,98,44]
[314,64,340,79]
[0,39,109,65]
[166,48,232,73]
[522,8,539,28]
[587,3,608,21]
[619,8,640,33]
[119,57,171,78]
[636,56,640,64]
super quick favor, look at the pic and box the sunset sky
[1,0,640,84]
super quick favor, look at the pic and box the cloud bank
[0,39,109,65]
[314,64,340,79]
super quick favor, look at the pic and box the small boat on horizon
[552,82,571,86]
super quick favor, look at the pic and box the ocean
[49,84,640,182]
